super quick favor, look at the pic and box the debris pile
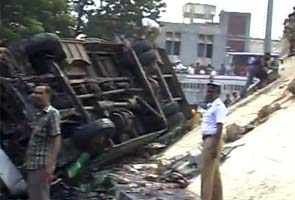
[101,156,200,199]
[85,141,247,199]
[223,101,283,143]
[223,123,247,142]
[257,103,281,121]
[49,155,201,200]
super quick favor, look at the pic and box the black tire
[167,112,185,129]
[138,50,157,67]
[163,101,180,117]
[132,40,153,55]
[71,118,115,151]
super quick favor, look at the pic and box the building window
[199,34,206,42]
[197,34,214,59]
[174,41,181,55]
[207,35,214,42]
[206,44,213,58]
[165,32,181,56]
[165,40,173,55]
[175,32,181,40]
[198,43,205,57]
[166,32,173,39]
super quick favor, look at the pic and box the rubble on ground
[109,157,199,199]
[93,140,248,199]
[48,155,201,200]
[224,100,284,143]
[257,103,281,121]
[224,123,246,142]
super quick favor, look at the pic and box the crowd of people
[173,61,233,76]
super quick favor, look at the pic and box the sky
[160,0,294,39]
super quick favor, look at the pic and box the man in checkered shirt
[26,84,61,200]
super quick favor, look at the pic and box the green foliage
[0,0,166,42]
[69,0,96,34]
[0,0,75,42]
[84,0,166,39]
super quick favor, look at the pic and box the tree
[0,0,75,42]
[69,0,96,35]
[84,0,166,39]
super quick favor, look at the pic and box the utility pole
[190,6,194,24]
[264,0,274,54]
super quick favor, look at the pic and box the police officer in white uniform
[201,82,227,200]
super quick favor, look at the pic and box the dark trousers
[27,168,50,200]
[241,66,268,98]
[241,66,255,98]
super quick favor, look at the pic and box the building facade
[157,6,252,71]
[249,38,281,54]
[157,22,227,68]
[220,11,251,52]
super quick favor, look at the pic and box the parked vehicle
[226,52,280,76]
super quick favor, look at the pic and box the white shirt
[187,66,195,74]
[176,63,186,70]
[201,98,227,135]
[142,18,160,29]
[75,34,87,40]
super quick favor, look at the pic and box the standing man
[219,64,226,75]
[225,63,232,75]
[194,62,201,74]
[201,83,227,200]
[240,57,268,98]
[26,84,61,200]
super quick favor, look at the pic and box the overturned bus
[0,33,192,197]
